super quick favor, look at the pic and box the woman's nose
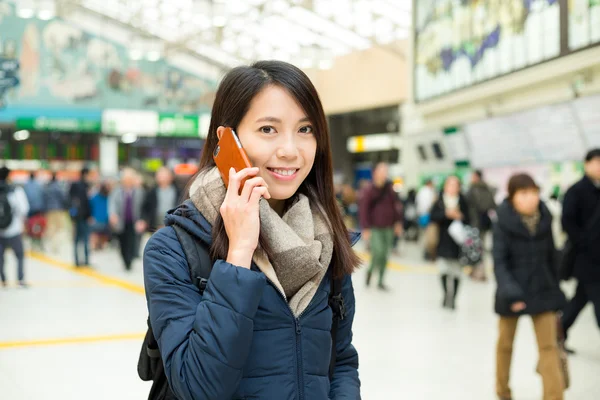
[276,135,299,159]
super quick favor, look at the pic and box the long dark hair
[188,60,360,277]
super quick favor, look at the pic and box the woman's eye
[260,126,276,134]
[299,125,313,134]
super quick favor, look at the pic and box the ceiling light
[213,16,227,27]
[129,49,143,60]
[37,10,55,20]
[17,8,35,18]
[14,130,31,141]
[193,14,212,29]
[146,51,162,61]
[121,133,138,144]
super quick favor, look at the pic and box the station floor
[0,237,599,400]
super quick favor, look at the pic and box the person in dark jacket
[359,162,403,290]
[560,148,600,350]
[143,61,362,400]
[69,168,92,267]
[493,173,566,400]
[142,167,180,232]
[430,175,470,310]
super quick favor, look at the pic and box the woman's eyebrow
[255,116,311,123]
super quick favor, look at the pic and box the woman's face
[512,188,540,215]
[444,177,460,196]
[231,85,317,201]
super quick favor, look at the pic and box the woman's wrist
[226,248,254,269]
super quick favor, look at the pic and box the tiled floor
[0,238,598,399]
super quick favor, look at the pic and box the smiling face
[231,84,317,202]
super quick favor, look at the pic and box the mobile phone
[213,127,253,190]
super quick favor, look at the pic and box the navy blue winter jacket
[143,201,361,400]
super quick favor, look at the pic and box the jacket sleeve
[492,223,525,303]
[144,229,267,400]
[358,187,373,229]
[561,187,581,244]
[329,274,361,400]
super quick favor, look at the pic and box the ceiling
[10,0,412,71]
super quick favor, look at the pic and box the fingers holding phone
[221,167,271,269]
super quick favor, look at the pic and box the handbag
[448,220,467,245]
[559,199,600,281]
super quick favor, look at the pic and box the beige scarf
[520,210,541,235]
[189,167,334,316]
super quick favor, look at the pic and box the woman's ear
[216,126,226,140]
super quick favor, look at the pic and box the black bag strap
[172,225,212,295]
[328,273,345,381]
[369,182,391,212]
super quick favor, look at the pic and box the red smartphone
[213,127,253,190]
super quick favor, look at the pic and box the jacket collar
[496,199,552,238]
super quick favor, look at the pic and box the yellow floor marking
[26,251,146,295]
[0,333,146,350]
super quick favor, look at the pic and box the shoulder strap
[328,273,345,381]
[172,225,212,294]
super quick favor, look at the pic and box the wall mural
[414,0,561,102]
[0,3,217,116]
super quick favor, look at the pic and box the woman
[430,176,470,310]
[494,174,566,400]
[89,182,111,250]
[143,61,362,399]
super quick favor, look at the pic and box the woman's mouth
[267,168,299,181]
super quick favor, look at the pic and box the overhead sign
[102,109,159,136]
[16,117,101,133]
[158,114,199,137]
[347,133,400,153]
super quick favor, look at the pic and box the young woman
[143,61,362,399]
[494,173,566,400]
[430,176,470,310]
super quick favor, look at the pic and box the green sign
[158,114,199,137]
[16,117,101,133]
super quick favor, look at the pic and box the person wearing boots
[430,175,470,310]
[493,173,566,400]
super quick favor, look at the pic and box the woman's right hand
[511,301,527,313]
[221,167,271,269]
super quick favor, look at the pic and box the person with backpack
[142,61,361,400]
[467,170,497,281]
[358,162,403,291]
[0,166,30,288]
[493,173,566,400]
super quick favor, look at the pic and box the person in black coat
[493,173,566,400]
[430,175,470,310]
[560,149,600,350]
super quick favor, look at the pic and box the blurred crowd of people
[0,165,186,286]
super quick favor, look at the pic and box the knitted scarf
[520,210,541,235]
[189,167,334,316]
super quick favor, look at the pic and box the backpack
[138,225,346,400]
[0,185,14,230]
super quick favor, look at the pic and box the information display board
[414,0,600,102]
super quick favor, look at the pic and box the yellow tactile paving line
[0,333,146,350]
[0,250,436,350]
[26,251,146,295]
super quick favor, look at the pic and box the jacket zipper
[262,276,313,400]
